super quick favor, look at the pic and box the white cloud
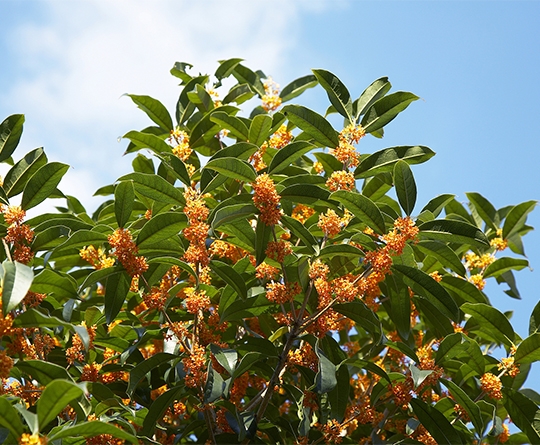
[2,0,337,212]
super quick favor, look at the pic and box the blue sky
[1,0,539,388]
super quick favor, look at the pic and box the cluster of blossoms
[1,205,34,263]
[326,170,356,191]
[261,77,282,112]
[252,173,282,225]
[79,245,115,269]
[332,124,366,169]
[182,188,210,267]
[291,204,316,224]
[107,228,149,279]
[18,433,47,445]
[65,322,96,365]
[250,124,293,171]
[169,127,192,162]
[480,372,503,400]
[317,209,353,238]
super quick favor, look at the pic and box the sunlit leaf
[21,162,69,210]
[282,105,339,148]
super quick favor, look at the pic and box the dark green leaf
[281,184,332,206]
[114,181,134,228]
[141,386,182,436]
[146,257,197,280]
[220,294,274,323]
[502,201,537,239]
[0,397,25,438]
[249,114,272,147]
[2,261,33,314]
[334,301,382,338]
[318,244,364,260]
[393,265,458,320]
[415,241,466,276]
[410,398,463,445]
[16,360,73,385]
[105,272,131,324]
[37,380,85,429]
[483,257,528,279]
[281,215,317,253]
[48,421,138,444]
[54,229,108,253]
[165,155,191,186]
[204,363,225,403]
[210,260,247,300]
[461,302,515,346]
[21,162,69,210]
[361,92,419,134]
[440,276,488,305]
[126,94,173,132]
[282,105,339,148]
[440,378,484,432]
[466,192,497,231]
[232,352,265,380]
[0,114,24,163]
[312,69,353,121]
[204,157,256,183]
[127,353,177,397]
[280,74,318,102]
[340,358,390,382]
[328,366,349,422]
[215,58,244,79]
[122,130,171,155]
[119,172,184,205]
[210,111,249,140]
[421,194,455,218]
[136,212,187,248]
[315,340,337,394]
[222,83,256,105]
[504,388,540,443]
[12,308,72,329]
[267,141,315,174]
[418,219,489,248]
[355,146,435,179]
[4,147,48,197]
[211,203,257,231]
[515,333,540,365]
[210,345,237,375]
[354,77,392,120]
[393,160,416,216]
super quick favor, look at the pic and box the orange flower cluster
[255,262,280,280]
[490,228,508,251]
[389,377,414,410]
[182,344,207,388]
[183,287,211,314]
[252,173,282,226]
[209,239,248,263]
[79,245,115,269]
[265,282,301,304]
[498,356,520,378]
[265,240,292,263]
[464,252,495,270]
[0,350,13,379]
[18,433,48,445]
[332,124,365,168]
[2,205,34,264]
[66,323,96,365]
[169,128,192,161]
[249,142,267,171]
[468,274,486,290]
[326,170,355,191]
[318,209,351,238]
[108,228,148,277]
[480,372,503,399]
[287,342,318,372]
[313,161,324,174]
[268,124,293,149]
[143,286,169,312]
[80,362,102,382]
[182,188,210,267]
[261,77,282,112]
[291,204,315,224]
[230,372,249,406]
[319,419,345,444]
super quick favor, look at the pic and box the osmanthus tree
[0,59,537,445]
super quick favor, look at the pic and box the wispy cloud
[1,0,336,212]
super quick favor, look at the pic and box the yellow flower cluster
[169,128,192,161]
[326,170,355,191]
[18,434,47,445]
[318,209,352,238]
[480,372,503,399]
[79,245,115,269]
[261,77,282,112]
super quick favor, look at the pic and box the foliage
[0,59,537,445]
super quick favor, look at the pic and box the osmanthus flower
[498,356,520,377]
[18,433,47,445]
[265,282,301,304]
[318,209,350,238]
[292,204,316,224]
[468,273,486,290]
[79,245,115,269]
[325,170,355,191]
[182,344,207,388]
[182,287,211,314]
[169,127,192,161]
[182,188,210,267]
[331,124,366,169]
[0,350,13,379]
[265,240,293,263]
[480,372,503,400]
[490,229,508,251]
[108,228,149,277]
[252,173,282,226]
[1,205,35,264]
[261,77,282,112]
[255,262,280,280]
[268,124,293,149]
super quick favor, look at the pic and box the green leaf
[204,157,257,183]
[127,353,177,397]
[383,274,411,340]
[267,141,315,174]
[232,63,265,96]
[136,212,187,248]
[187,84,215,112]
[12,308,72,330]
[312,69,353,121]
[122,130,171,155]
[354,77,392,120]
[21,162,69,210]
[3,147,48,197]
[16,360,73,385]
[393,265,458,320]
[220,294,274,323]
[215,58,244,79]
[209,142,259,162]
[410,363,434,388]
[119,172,184,205]
[54,229,108,252]
[410,398,463,445]
[48,421,138,444]
[504,388,540,443]
[249,114,272,147]
[514,333,540,365]
[2,261,33,315]
[210,345,237,375]
[315,340,337,394]
[355,146,435,179]
[361,92,419,134]
[204,363,225,403]
[0,397,25,438]
[126,94,173,132]
[255,216,271,265]
[466,192,497,231]
[483,257,528,279]
[210,260,247,300]
[461,302,515,346]
[282,105,339,148]
[281,184,332,206]
[421,194,455,218]
[440,378,484,433]
[281,215,317,253]
[502,200,537,239]
[210,111,249,141]
[222,83,256,105]
[340,358,390,382]
[393,160,416,216]
[440,276,488,305]
[232,352,265,380]
[37,380,85,429]
[0,114,24,162]
[114,181,134,228]
[105,272,131,324]
[146,257,197,280]
[418,219,490,248]
[318,244,364,260]
[141,386,182,436]
[415,241,466,276]
[211,203,257,231]
[334,301,382,338]
[170,61,193,81]
[280,74,318,102]
[165,155,191,186]
[328,365,349,422]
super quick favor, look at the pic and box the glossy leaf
[16,360,73,385]
[312,69,353,121]
[418,219,490,248]
[393,265,459,320]
[280,74,318,102]
[282,105,339,148]
[119,172,184,205]
[37,380,85,429]
[3,147,48,197]
[21,162,69,210]
[0,397,25,439]
[330,190,386,234]
[466,192,497,231]
[334,301,382,337]
[440,378,484,433]
[211,203,257,230]
[204,363,225,403]
[281,215,317,253]
[440,276,488,304]
[122,130,171,155]
[166,155,191,186]
[267,141,315,174]
[210,345,238,375]
[504,389,540,443]
[2,261,34,315]
[361,92,419,134]
[461,302,515,346]
[315,341,337,394]
[249,114,272,147]
[204,157,257,183]
[515,333,540,365]
[483,257,528,279]
[328,365,349,422]
[415,241,466,276]
[136,212,187,248]
[215,58,243,79]
[210,111,249,140]
[48,421,138,444]
[127,353,177,396]
[210,260,247,300]
[114,181,134,228]
[222,83,256,105]
[502,200,537,239]
[54,229,108,253]
[104,272,131,324]
[0,114,24,162]
[126,94,173,132]
[410,398,463,445]
[393,160,416,216]
[355,145,435,179]
[281,184,332,206]
[354,76,392,120]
